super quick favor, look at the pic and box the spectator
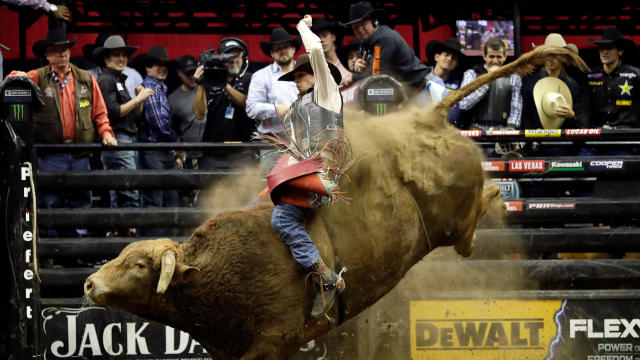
[137,46,182,219]
[311,18,353,87]
[85,33,144,99]
[459,37,522,131]
[522,34,582,133]
[342,38,364,72]
[421,38,467,103]
[341,1,428,91]
[9,29,117,236]
[2,0,70,20]
[95,35,154,237]
[246,27,300,172]
[169,55,204,206]
[193,37,255,172]
[582,27,640,130]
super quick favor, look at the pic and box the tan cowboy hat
[533,33,579,54]
[533,77,572,129]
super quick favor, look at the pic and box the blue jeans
[101,131,139,208]
[139,150,179,208]
[38,153,92,237]
[271,203,319,269]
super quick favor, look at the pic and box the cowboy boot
[309,258,345,318]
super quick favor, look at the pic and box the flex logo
[13,104,24,120]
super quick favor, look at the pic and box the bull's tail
[436,46,590,118]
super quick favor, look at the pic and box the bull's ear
[174,264,200,285]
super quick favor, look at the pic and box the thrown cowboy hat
[82,32,109,59]
[260,28,302,57]
[91,35,138,64]
[32,29,76,58]
[339,1,385,26]
[533,77,572,129]
[278,53,342,85]
[425,38,466,65]
[137,46,171,67]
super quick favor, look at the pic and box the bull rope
[401,185,432,252]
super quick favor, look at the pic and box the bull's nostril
[84,280,93,293]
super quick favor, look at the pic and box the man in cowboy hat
[193,37,256,176]
[246,27,300,136]
[95,35,155,224]
[421,38,467,103]
[86,33,144,99]
[521,33,582,133]
[137,46,182,224]
[8,28,117,236]
[581,26,640,132]
[341,1,427,90]
[266,15,348,318]
[311,18,353,87]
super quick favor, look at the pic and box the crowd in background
[2,0,640,238]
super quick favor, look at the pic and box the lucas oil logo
[411,299,560,359]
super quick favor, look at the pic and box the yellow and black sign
[524,129,562,138]
[411,299,561,359]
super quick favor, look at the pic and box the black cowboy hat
[137,46,171,67]
[311,18,343,35]
[91,35,138,65]
[278,53,342,85]
[425,38,466,65]
[588,27,637,52]
[338,37,364,66]
[339,1,385,26]
[32,29,76,58]
[82,32,109,59]
[260,28,302,57]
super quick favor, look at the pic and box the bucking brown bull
[84,46,588,359]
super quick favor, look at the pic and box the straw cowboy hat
[278,53,342,84]
[32,29,75,58]
[260,28,302,57]
[339,1,385,26]
[91,35,138,64]
[533,77,572,129]
[425,38,466,65]
[534,33,579,54]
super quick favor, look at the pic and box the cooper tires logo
[589,160,624,170]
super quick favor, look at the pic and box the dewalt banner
[411,299,640,360]
[411,299,560,359]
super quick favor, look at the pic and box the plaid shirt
[51,67,71,91]
[139,75,179,143]
[459,66,523,129]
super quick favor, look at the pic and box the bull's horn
[156,250,176,294]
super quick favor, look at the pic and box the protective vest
[267,90,345,208]
[470,66,512,128]
[34,64,96,144]
[288,91,343,159]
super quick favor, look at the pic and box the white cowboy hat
[533,77,572,129]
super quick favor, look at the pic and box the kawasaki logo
[376,103,387,116]
[13,104,24,120]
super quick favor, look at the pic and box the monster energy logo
[13,104,24,120]
[376,103,387,116]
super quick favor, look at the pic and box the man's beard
[275,56,293,67]
[227,65,241,75]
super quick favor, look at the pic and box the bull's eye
[134,263,146,269]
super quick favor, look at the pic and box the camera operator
[193,37,256,173]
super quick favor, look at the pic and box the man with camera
[193,37,255,172]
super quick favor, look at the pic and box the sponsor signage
[367,88,394,96]
[481,161,505,172]
[5,89,31,97]
[525,129,562,137]
[504,201,523,211]
[589,160,624,170]
[411,299,640,360]
[39,306,211,359]
[485,129,521,136]
[528,203,576,209]
[565,128,602,136]
[460,130,482,138]
[340,83,361,105]
[509,160,546,172]
[550,161,584,171]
